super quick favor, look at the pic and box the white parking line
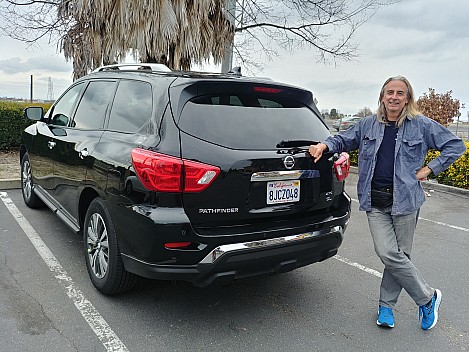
[419,217,469,233]
[334,255,383,278]
[0,192,129,352]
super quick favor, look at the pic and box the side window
[71,81,116,129]
[108,80,153,132]
[49,83,84,126]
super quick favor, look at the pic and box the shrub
[425,142,469,189]
[0,101,51,150]
[349,149,358,165]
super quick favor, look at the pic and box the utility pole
[30,75,33,102]
[221,0,236,73]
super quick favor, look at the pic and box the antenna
[47,77,54,100]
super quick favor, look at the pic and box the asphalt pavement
[1,172,468,351]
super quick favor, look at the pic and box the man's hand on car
[309,143,328,163]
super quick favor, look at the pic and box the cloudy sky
[0,0,468,120]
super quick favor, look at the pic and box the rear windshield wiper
[276,140,319,148]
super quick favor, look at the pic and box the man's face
[382,80,409,117]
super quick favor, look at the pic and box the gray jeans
[366,207,434,308]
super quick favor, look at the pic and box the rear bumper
[121,224,344,287]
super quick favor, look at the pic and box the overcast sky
[0,0,468,120]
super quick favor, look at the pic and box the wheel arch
[78,187,100,230]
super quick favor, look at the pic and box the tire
[21,153,44,208]
[84,198,137,295]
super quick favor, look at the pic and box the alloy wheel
[22,159,33,200]
[86,213,109,279]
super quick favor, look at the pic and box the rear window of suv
[178,93,329,149]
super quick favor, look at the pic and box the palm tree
[58,0,235,79]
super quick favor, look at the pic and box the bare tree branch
[232,0,399,67]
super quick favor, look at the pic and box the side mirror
[24,106,44,121]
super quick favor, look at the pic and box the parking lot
[1,173,468,351]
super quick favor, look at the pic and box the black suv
[21,63,351,294]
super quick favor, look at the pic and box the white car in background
[332,116,362,131]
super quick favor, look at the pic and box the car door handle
[79,148,89,159]
[48,141,56,149]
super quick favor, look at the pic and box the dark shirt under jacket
[372,121,398,189]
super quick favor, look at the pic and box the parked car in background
[21,63,351,295]
[332,116,362,131]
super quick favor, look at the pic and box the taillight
[131,148,220,192]
[334,152,350,181]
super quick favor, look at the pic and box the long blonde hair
[376,76,421,127]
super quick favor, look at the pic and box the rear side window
[108,80,153,132]
[72,81,116,129]
[178,93,329,149]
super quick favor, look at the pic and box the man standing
[309,76,466,329]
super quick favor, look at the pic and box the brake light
[253,86,282,94]
[131,148,220,192]
[334,152,350,181]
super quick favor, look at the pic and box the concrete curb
[0,178,20,190]
[1,169,468,197]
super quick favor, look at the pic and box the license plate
[266,180,300,204]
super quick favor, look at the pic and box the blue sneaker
[377,306,395,328]
[419,289,442,330]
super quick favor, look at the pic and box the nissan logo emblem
[283,155,295,170]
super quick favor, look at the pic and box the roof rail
[93,63,172,73]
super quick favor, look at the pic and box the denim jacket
[324,114,466,215]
